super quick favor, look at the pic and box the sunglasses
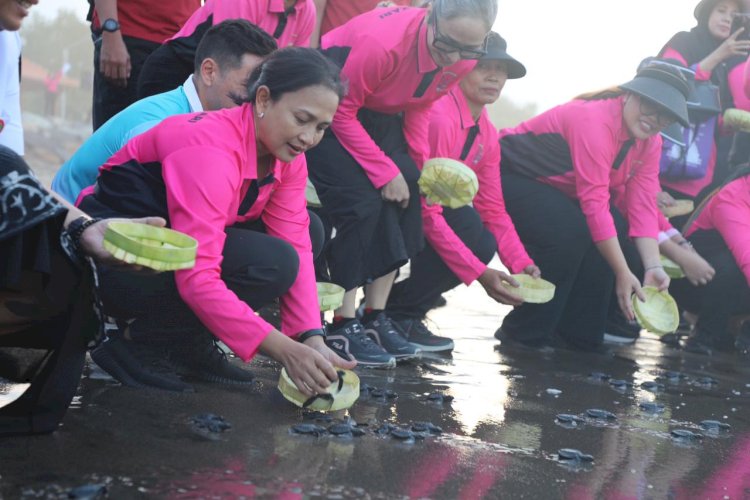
[431,6,488,60]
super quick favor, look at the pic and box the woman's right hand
[713,27,750,62]
[477,268,524,306]
[615,270,643,322]
[675,250,716,286]
[262,330,339,397]
[381,173,410,208]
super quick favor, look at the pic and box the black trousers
[500,174,629,348]
[96,214,324,340]
[136,43,194,100]
[671,229,750,348]
[92,34,160,130]
[306,109,423,291]
[386,206,497,320]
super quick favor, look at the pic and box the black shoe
[394,318,454,353]
[325,319,396,369]
[494,327,554,353]
[603,313,641,345]
[363,313,421,360]
[90,335,194,392]
[170,332,255,385]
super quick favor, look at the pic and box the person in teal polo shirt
[52,19,277,203]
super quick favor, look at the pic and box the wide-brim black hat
[620,64,691,127]
[481,32,526,79]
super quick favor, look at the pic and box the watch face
[102,19,119,32]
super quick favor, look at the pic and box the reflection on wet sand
[2,274,750,497]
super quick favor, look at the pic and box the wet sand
[2,277,750,499]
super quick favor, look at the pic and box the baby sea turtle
[426,392,454,403]
[391,427,416,441]
[67,484,108,500]
[557,448,594,462]
[640,381,665,392]
[608,379,633,389]
[411,422,443,435]
[671,429,703,440]
[586,409,617,420]
[556,414,585,425]
[291,423,327,436]
[302,411,333,422]
[638,402,666,414]
[190,413,232,433]
[328,423,354,436]
[695,376,718,386]
[589,372,611,381]
[662,370,686,380]
[699,420,731,432]
[375,423,396,435]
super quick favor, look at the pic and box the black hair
[244,47,347,104]
[193,19,278,74]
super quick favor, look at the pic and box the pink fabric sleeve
[261,156,322,335]
[476,140,535,274]
[294,1,316,47]
[330,42,402,188]
[707,180,750,287]
[661,47,712,81]
[745,59,750,99]
[163,147,274,362]
[421,113,487,284]
[622,139,661,239]
[565,116,619,242]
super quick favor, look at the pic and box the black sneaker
[170,331,255,385]
[90,335,194,392]
[603,312,641,345]
[325,319,396,369]
[363,313,421,360]
[394,318,454,353]
[494,327,555,353]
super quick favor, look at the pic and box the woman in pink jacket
[672,166,750,354]
[137,0,315,98]
[80,48,356,396]
[496,63,690,352]
[385,32,537,350]
[307,0,497,366]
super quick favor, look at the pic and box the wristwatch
[101,18,120,33]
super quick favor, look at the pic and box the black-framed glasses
[638,97,676,127]
[431,10,487,60]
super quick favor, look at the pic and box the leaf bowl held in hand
[305,177,322,208]
[103,222,197,271]
[500,274,556,304]
[660,255,685,279]
[278,368,360,411]
[632,286,679,335]
[317,282,345,312]
[418,157,479,209]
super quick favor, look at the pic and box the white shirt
[0,31,23,155]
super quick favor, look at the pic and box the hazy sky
[35,0,697,111]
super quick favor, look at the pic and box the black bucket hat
[619,61,691,127]
[481,32,526,79]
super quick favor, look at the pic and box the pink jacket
[499,96,662,243]
[80,105,320,361]
[424,89,534,284]
[169,0,315,47]
[687,174,750,287]
[321,7,476,188]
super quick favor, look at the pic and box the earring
[258,112,265,119]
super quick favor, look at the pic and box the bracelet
[644,265,664,272]
[297,328,326,343]
[66,216,102,256]
[677,240,693,247]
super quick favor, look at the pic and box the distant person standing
[137,0,315,99]
[44,70,61,117]
[0,30,23,154]
[89,0,200,130]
